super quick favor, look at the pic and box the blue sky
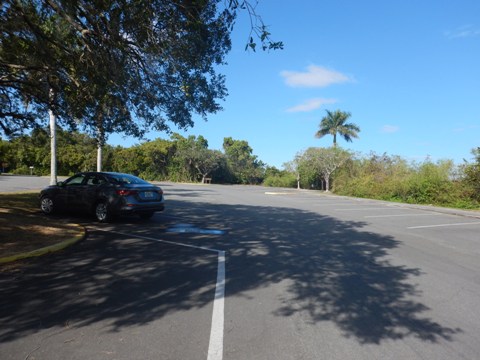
[110,0,480,169]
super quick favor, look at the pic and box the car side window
[86,175,107,186]
[65,174,86,186]
[96,175,108,185]
[106,175,123,185]
[86,176,98,186]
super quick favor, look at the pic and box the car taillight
[116,189,137,196]
[157,190,163,195]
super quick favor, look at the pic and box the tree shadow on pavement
[0,230,219,343]
[0,197,460,345]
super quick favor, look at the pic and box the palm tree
[315,109,360,146]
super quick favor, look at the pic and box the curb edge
[0,224,86,264]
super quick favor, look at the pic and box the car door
[79,174,106,211]
[52,173,84,209]
[63,173,89,210]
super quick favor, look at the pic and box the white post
[49,92,57,185]
[97,143,102,172]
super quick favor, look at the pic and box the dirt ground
[0,192,83,261]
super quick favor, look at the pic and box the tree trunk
[324,175,330,192]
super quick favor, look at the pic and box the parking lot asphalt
[2,177,480,360]
[0,174,57,192]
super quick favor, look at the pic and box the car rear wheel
[95,202,112,222]
[139,211,154,220]
[40,196,55,215]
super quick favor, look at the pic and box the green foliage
[403,160,452,204]
[292,147,352,191]
[167,133,224,183]
[2,128,271,185]
[111,146,143,177]
[333,152,479,209]
[2,127,111,176]
[108,138,175,180]
[263,170,297,188]
[223,137,265,184]
[239,4,284,51]
[462,147,480,202]
[137,139,174,180]
[0,1,78,136]
[334,152,411,199]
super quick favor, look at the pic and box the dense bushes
[263,172,297,188]
[333,154,479,209]
[462,148,480,202]
[272,149,479,209]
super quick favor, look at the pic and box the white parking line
[96,228,222,253]
[264,191,295,195]
[408,222,480,229]
[365,213,441,218]
[92,228,225,360]
[207,250,225,360]
[313,202,355,206]
[335,207,395,211]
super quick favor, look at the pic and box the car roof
[77,172,131,176]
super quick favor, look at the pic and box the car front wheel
[40,196,55,215]
[95,202,112,222]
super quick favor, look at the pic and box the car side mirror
[57,181,65,187]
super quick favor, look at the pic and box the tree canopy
[0,129,265,184]
[0,0,282,140]
[293,147,352,191]
[223,136,264,184]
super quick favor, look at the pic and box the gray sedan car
[39,172,165,222]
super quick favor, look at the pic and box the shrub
[263,173,297,188]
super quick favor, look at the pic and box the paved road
[1,178,480,359]
[0,175,57,192]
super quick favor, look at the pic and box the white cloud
[445,25,480,39]
[286,98,337,113]
[281,65,352,88]
[381,125,400,133]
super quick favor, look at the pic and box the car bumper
[117,203,165,214]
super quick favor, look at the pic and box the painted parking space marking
[166,223,226,235]
[92,228,226,360]
[335,207,400,211]
[264,191,296,195]
[365,213,441,218]
[313,202,359,206]
[408,222,480,229]
[207,251,225,360]
[95,228,223,253]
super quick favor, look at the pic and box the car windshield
[108,174,149,185]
